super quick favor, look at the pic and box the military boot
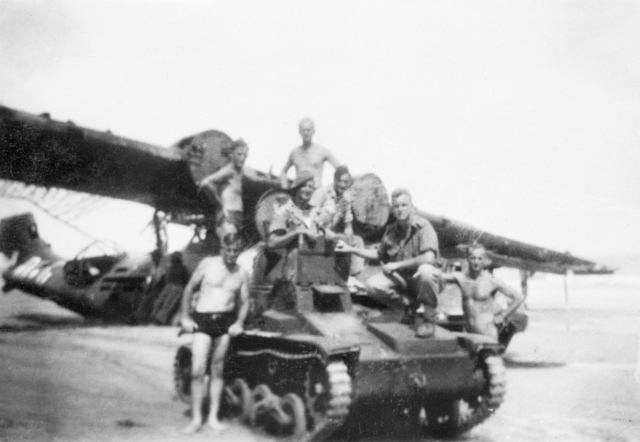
[400,306,416,325]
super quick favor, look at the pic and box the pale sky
[1,0,639,260]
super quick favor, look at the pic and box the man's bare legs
[206,334,231,431]
[183,333,232,433]
[183,333,212,434]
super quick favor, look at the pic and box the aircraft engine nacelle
[0,213,57,264]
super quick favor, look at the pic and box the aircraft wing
[419,211,614,275]
[0,105,279,218]
[0,105,613,275]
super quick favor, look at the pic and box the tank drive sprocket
[419,352,506,436]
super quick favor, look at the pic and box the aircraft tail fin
[0,213,58,264]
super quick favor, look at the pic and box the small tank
[174,240,506,440]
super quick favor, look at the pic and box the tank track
[228,345,353,441]
[422,353,506,436]
[305,360,352,441]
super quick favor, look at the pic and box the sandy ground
[0,274,639,442]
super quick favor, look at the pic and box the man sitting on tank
[268,171,323,277]
[440,244,524,340]
[179,232,250,434]
[310,165,365,290]
[336,188,441,338]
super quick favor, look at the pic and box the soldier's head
[230,139,248,169]
[221,232,242,267]
[333,165,351,197]
[390,188,414,222]
[468,244,487,273]
[298,118,315,145]
[290,170,316,205]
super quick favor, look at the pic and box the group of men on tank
[178,117,524,434]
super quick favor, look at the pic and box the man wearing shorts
[199,139,248,236]
[180,233,250,434]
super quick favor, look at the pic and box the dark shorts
[192,311,236,339]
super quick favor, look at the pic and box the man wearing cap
[336,188,441,338]
[311,165,365,288]
[280,118,340,189]
[269,171,321,246]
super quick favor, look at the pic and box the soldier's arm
[335,240,379,261]
[280,154,294,188]
[199,164,233,187]
[267,227,314,249]
[229,274,250,336]
[180,263,205,324]
[323,147,340,169]
[440,272,459,283]
[492,277,524,322]
[384,250,436,274]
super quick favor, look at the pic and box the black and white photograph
[0,1,638,441]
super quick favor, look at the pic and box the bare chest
[201,265,243,291]
[292,148,325,169]
[460,277,495,302]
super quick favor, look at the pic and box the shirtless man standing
[199,139,248,236]
[180,233,250,434]
[441,244,524,340]
[280,118,340,188]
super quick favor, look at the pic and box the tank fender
[456,333,503,356]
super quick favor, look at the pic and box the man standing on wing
[280,118,340,189]
[336,188,441,338]
[199,139,249,237]
[441,244,524,340]
[180,233,250,434]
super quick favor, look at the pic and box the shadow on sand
[504,358,565,369]
[0,313,87,331]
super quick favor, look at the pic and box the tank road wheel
[421,354,506,436]
[305,361,352,441]
[280,393,307,439]
[173,345,192,404]
[251,384,279,430]
[224,378,253,422]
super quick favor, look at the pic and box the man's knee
[210,335,230,376]
[365,273,394,297]
[191,363,208,380]
[415,263,439,281]
[210,358,225,377]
